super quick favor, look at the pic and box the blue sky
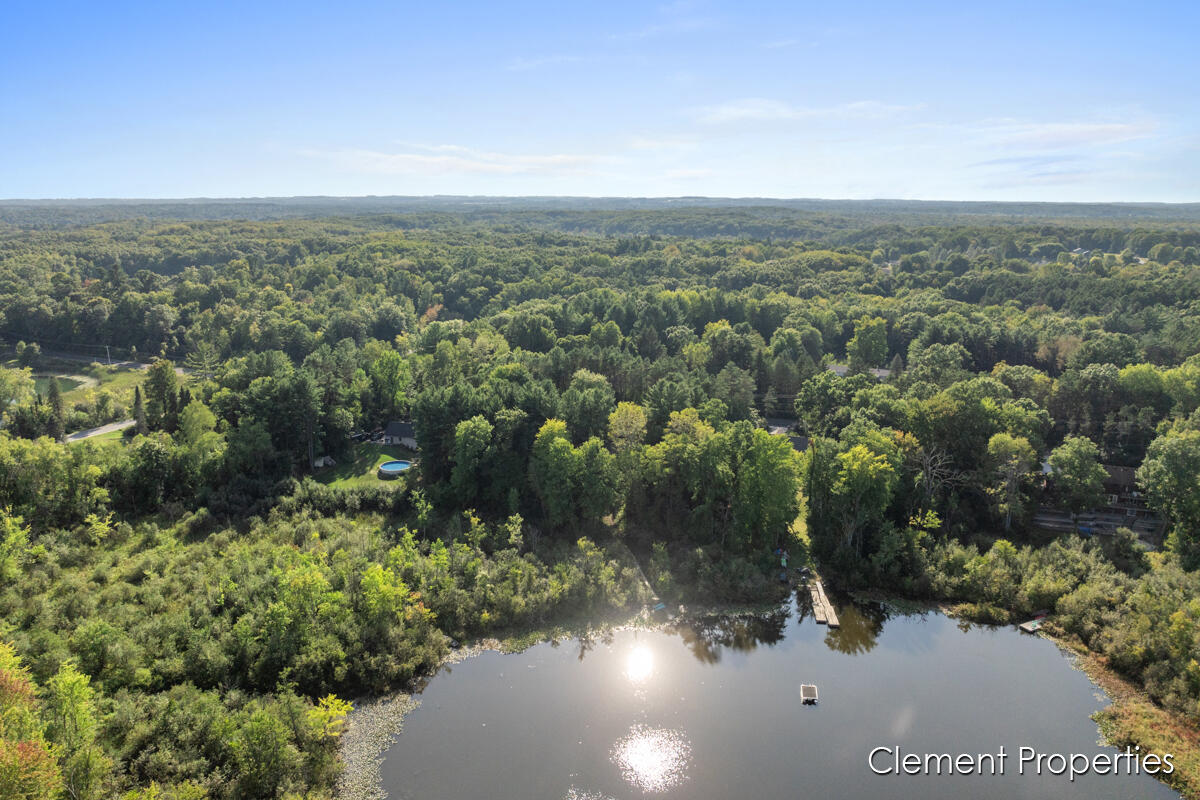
[2,0,1197,200]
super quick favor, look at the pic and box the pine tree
[46,378,64,441]
[165,386,180,432]
[763,386,779,418]
[133,386,147,435]
[183,342,220,380]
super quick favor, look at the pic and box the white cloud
[506,54,586,72]
[628,135,697,150]
[762,38,803,49]
[612,0,716,40]
[914,118,1159,153]
[696,98,917,124]
[979,120,1156,150]
[981,170,1093,188]
[664,168,713,179]
[939,118,1162,190]
[970,154,1080,167]
[613,17,715,40]
[300,144,603,176]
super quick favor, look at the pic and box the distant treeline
[3,196,1200,232]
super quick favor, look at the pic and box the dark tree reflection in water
[568,629,615,662]
[380,595,1180,800]
[821,601,888,655]
[673,605,790,664]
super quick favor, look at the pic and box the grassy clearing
[84,365,146,394]
[86,428,128,445]
[34,375,83,394]
[21,362,145,402]
[315,443,416,488]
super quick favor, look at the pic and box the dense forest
[4,204,1200,799]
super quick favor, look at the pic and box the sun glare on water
[611,725,692,792]
[624,645,655,683]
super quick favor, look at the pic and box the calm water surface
[379,593,1179,800]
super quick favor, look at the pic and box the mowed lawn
[85,428,129,445]
[88,365,146,395]
[35,375,84,395]
[314,443,416,488]
[24,361,146,404]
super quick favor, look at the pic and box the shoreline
[336,610,657,800]
[337,591,1199,800]
[336,693,419,800]
[1048,633,1200,800]
[336,635,513,800]
[334,596,779,800]
[857,588,1200,799]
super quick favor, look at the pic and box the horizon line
[2,194,1199,206]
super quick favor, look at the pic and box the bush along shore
[1074,646,1200,800]
[0,503,652,800]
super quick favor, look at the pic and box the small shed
[384,421,418,449]
[789,435,811,452]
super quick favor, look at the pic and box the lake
[378,593,1179,800]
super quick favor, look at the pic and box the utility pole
[106,345,112,366]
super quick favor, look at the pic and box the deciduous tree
[1049,435,1106,524]
[987,433,1035,532]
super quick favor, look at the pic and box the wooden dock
[1018,609,1050,634]
[808,584,826,623]
[808,578,840,628]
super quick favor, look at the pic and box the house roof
[826,364,891,380]
[789,435,811,452]
[385,420,415,438]
[1103,464,1137,488]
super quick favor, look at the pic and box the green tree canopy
[1049,435,1106,521]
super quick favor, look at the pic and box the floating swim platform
[801,684,818,704]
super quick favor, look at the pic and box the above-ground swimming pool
[377,459,412,479]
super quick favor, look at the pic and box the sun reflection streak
[624,645,655,683]
[563,788,617,800]
[611,725,692,792]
